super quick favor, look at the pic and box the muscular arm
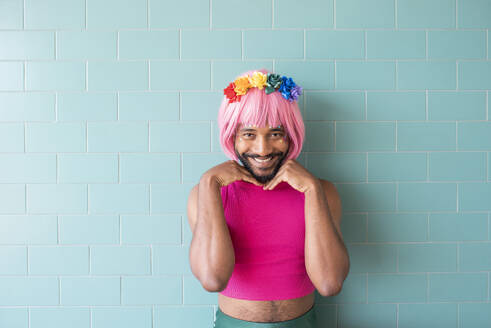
[187,174,235,292]
[304,179,350,297]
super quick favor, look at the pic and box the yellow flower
[234,76,252,95]
[248,71,267,90]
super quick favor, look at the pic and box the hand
[201,160,263,187]
[262,159,320,193]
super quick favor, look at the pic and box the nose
[251,135,273,157]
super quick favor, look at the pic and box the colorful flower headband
[223,71,303,104]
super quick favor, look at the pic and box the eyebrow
[239,127,284,132]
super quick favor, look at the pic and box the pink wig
[218,68,305,162]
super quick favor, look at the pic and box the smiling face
[234,122,290,185]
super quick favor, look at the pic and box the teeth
[254,157,272,163]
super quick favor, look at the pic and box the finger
[263,170,285,190]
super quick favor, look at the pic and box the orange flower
[233,76,252,95]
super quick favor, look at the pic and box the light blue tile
[398,122,456,151]
[346,244,397,273]
[397,0,455,28]
[30,308,90,328]
[367,31,425,59]
[122,276,182,305]
[336,0,394,28]
[26,122,86,152]
[88,122,148,152]
[59,215,119,245]
[89,184,149,214]
[212,61,273,91]
[428,31,486,59]
[320,273,366,304]
[119,31,179,60]
[0,62,23,91]
[338,183,396,212]
[244,30,303,59]
[0,93,55,121]
[398,61,456,90]
[0,277,58,306]
[459,182,491,211]
[60,277,120,305]
[398,244,457,272]
[338,304,397,328]
[368,153,426,182]
[430,213,488,242]
[119,92,179,121]
[27,62,85,91]
[458,122,491,150]
[459,61,491,90]
[92,307,152,328]
[150,61,210,90]
[304,122,335,152]
[151,183,193,213]
[307,153,366,183]
[429,152,486,181]
[91,246,150,275]
[149,0,209,28]
[0,123,25,152]
[399,303,457,328]
[25,0,85,29]
[58,154,118,183]
[153,245,191,274]
[276,61,334,90]
[368,274,426,302]
[0,153,56,184]
[121,215,180,244]
[429,273,487,301]
[88,61,148,91]
[0,247,27,274]
[182,30,241,59]
[120,153,180,183]
[428,92,486,120]
[182,153,228,183]
[460,242,491,271]
[57,31,117,60]
[150,122,210,152]
[307,31,364,59]
[87,0,146,29]
[58,92,117,121]
[29,246,89,275]
[337,62,396,90]
[181,92,222,121]
[458,0,491,28]
[0,32,54,60]
[0,216,57,245]
[340,214,367,243]
[274,0,333,28]
[155,307,213,328]
[0,0,23,29]
[0,308,27,328]
[460,303,491,328]
[336,122,395,152]
[398,182,456,211]
[0,184,24,214]
[184,276,221,305]
[212,0,271,28]
[367,92,425,120]
[27,184,87,214]
[305,91,364,121]
[368,213,427,242]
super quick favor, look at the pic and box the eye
[272,133,283,138]
[243,133,254,137]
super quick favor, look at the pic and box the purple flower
[290,85,302,101]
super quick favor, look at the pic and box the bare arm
[304,179,350,297]
[188,173,235,292]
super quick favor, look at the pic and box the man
[187,69,350,327]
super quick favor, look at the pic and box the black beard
[234,147,289,185]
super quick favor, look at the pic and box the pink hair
[218,68,305,162]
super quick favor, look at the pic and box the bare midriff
[218,292,315,323]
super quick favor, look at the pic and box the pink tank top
[219,179,315,301]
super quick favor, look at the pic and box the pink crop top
[219,179,315,301]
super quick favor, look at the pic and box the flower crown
[223,71,303,104]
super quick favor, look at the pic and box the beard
[234,146,289,185]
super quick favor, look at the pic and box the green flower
[265,73,282,94]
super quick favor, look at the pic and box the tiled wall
[0,0,490,327]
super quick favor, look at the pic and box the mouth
[249,156,276,168]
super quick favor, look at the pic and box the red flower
[224,82,241,103]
